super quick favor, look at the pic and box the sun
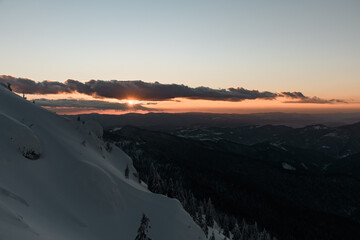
[128,100,135,105]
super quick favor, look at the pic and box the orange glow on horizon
[24,93,360,115]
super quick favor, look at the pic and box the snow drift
[0,85,205,240]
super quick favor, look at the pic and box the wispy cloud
[280,92,347,104]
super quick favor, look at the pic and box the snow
[339,153,351,158]
[0,113,42,159]
[110,127,123,132]
[301,163,308,170]
[282,162,296,171]
[270,143,288,151]
[322,163,330,171]
[0,86,206,240]
[312,125,328,130]
[323,132,338,137]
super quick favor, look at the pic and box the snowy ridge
[0,86,205,240]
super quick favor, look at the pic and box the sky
[0,0,359,114]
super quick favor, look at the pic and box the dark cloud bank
[0,75,345,104]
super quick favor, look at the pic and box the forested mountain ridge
[105,125,360,240]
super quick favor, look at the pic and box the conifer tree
[147,163,162,193]
[197,206,208,237]
[125,164,130,179]
[205,198,215,227]
[209,231,216,240]
[167,178,175,198]
[232,223,241,240]
[187,193,198,219]
[222,215,230,239]
[174,180,185,202]
[137,172,142,183]
[135,213,151,240]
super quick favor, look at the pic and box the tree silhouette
[135,213,151,240]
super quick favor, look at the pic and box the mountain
[327,152,360,181]
[0,85,206,239]
[69,111,360,130]
[171,123,360,158]
[104,125,360,240]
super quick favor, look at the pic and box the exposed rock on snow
[0,113,42,160]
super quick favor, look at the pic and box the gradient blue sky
[1,0,359,100]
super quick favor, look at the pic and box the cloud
[64,79,279,101]
[0,75,278,101]
[0,75,346,104]
[283,97,347,104]
[280,92,306,99]
[0,75,69,94]
[34,99,153,111]
[279,91,347,104]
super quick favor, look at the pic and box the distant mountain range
[104,122,360,240]
[68,112,360,130]
[67,111,360,239]
[171,122,360,159]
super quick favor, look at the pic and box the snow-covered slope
[0,86,205,240]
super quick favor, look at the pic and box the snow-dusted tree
[205,198,215,227]
[137,172,142,183]
[105,142,113,152]
[209,231,216,240]
[125,164,130,179]
[186,192,198,220]
[147,163,162,193]
[228,216,236,233]
[167,178,175,198]
[176,181,186,202]
[196,206,208,237]
[222,215,230,239]
[232,223,241,240]
[135,214,151,240]
[240,219,249,239]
